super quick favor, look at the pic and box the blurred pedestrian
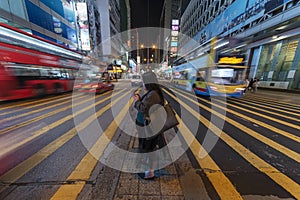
[252,77,259,93]
[133,71,165,179]
[248,78,254,92]
[244,78,249,93]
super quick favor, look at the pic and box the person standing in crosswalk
[133,71,165,179]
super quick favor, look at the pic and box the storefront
[251,36,300,90]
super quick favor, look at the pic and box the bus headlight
[234,88,245,92]
[210,86,218,91]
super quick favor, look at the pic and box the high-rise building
[159,0,187,73]
[0,0,128,66]
[0,0,79,50]
[178,0,300,91]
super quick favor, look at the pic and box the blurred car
[131,74,143,87]
[75,78,114,94]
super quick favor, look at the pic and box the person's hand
[134,93,141,101]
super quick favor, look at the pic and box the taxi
[75,78,114,94]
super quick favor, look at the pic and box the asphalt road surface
[0,80,299,199]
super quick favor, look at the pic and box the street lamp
[135,29,139,74]
[140,44,144,64]
[147,44,156,64]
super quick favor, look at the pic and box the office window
[0,0,28,20]
[273,39,298,81]
[257,44,276,80]
[0,0,10,11]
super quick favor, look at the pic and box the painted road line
[0,93,71,111]
[0,94,93,135]
[178,88,300,144]
[232,97,300,119]
[0,89,126,158]
[172,88,300,163]
[0,90,130,193]
[0,92,106,134]
[171,101,243,199]
[50,96,134,199]
[215,98,300,129]
[0,94,86,122]
[165,89,300,199]
[246,95,300,109]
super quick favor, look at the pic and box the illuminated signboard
[171,19,179,54]
[80,29,91,51]
[171,31,178,36]
[171,41,178,47]
[172,19,179,25]
[171,36,178,41]
[170,47,177,53]
[218,55,245,65]
[77,2,91,51]
[172,25,179,31]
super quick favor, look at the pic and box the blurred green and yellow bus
[172,54,248,97]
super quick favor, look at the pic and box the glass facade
[0,0,28,21]
[256,37,300,90]
[257,43,277,81]
[180,0,300,91]
[0,0,77,49]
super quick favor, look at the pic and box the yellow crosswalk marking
[0,93,71,111]
[177,115,243,200]
[50,95,133,199]
[164,90,242,199]
[173,90,300,163]
[0,89,129,194]
[165,88,300,199]
[233,97,300,118]
[180,89,300,143]
[0,94,86,124]
[215,98,300,130]
[0,90,126,162]
[0,92,108,134]
[246,94,300,108]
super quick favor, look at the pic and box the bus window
[211,68,246,85]
[40,68,49,78]
[180,71,188,80]
[196,77,205,81]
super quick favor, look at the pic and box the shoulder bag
[162,102,179,132]
[148,101,179,134]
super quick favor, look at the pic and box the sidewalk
[81,125,210,200]
[94,79,209,200]
[111,128,210,200]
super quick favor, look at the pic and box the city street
[0,79,299,199]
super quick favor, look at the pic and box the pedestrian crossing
[0,83,299,199]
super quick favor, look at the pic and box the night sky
[129,0,164,28]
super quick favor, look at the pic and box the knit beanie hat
[142,71,158,85]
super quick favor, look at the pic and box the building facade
[94,0,129,65]
[0,0,79,50]
[179,0,300,91]
[0,0,128,68]
[159,0,184,77]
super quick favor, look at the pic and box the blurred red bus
[0,23,84,101]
